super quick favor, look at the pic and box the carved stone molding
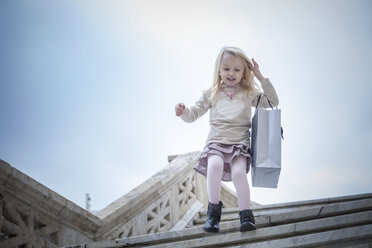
[145,192,172,234]
[0,192,59,247]
[178,172,196,217]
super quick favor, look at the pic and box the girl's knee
[208,154,224,167]
[207,155,224,178]
[232,170,247,182]
[231,161,248,182]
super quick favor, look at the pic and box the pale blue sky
[1,0,371,210]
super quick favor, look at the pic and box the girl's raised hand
[251,58,265,81]
[175,103,185,116]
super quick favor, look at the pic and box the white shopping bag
[251,95,283,188]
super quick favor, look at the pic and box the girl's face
[219,53,245,87]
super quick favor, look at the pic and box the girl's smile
[219,53,244,87]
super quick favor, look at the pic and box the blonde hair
[209,46,261,104]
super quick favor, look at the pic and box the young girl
[175,46,279,233]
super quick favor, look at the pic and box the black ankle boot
[203,201,223,233]
[239,209,256,232]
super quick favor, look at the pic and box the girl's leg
[231,156,251,210]
[207,154,224,204]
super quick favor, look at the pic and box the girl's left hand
[251,58,265,81]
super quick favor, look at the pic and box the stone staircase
[2,152,372,248]
[67,192,372,248]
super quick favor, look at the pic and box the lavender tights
[207,154,251,210]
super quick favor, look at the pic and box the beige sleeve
[251,78,279,108]
[181,90,211,123]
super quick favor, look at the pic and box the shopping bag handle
[254,94,284,140]
[255,94,276,110]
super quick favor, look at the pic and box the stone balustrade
[93,151,239,240]
[0,159,102,247]
[0,151,240,247]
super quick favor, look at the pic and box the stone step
[145,212,372,248]
[194,197,372,225]
[197,203,348,222]
[199,192,372,216]
[227,224,372,248]
[66,197,372,248]
[323,242,372,248]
